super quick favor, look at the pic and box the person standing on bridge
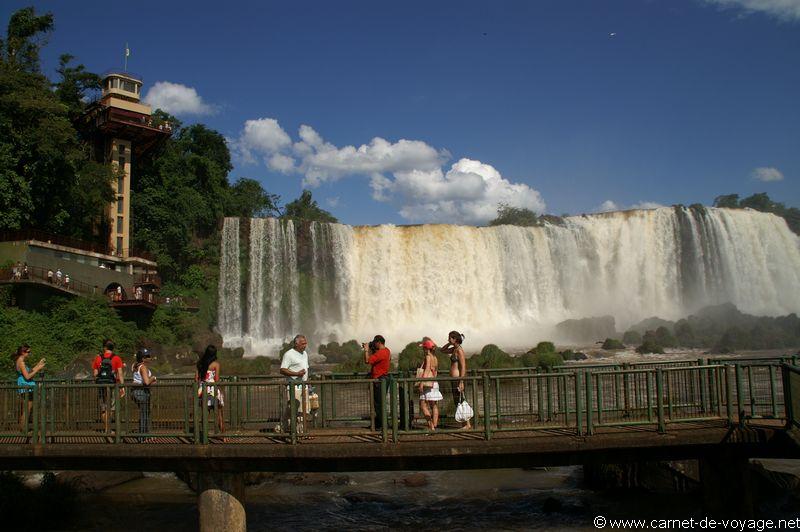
[418,339,442,431]
[132,349,156,440]
[197,345,225,436]
[281,335,310,433]
[442,331,470,430]
[93,341,125,433]
[364,335,390,431]
[14,345,45,431]
[55,268,62,286]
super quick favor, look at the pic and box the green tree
[713,194,739,209]
[1,7,54,72]
[226,177,280,218]
[489,203,540,227]
[282,190,337,223]
[54,54,100,118]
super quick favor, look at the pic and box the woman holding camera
[13,344,45,430]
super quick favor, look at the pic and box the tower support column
[197,472,246,532]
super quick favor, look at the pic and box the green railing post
[380,378,388,443]
[575,373,583,436]
[546,375,553,422]
[390,377,399,443]
[31,384,39,445]
[769,365,779,418]
[183,383,190,437]
[193,382,200,443]
[527,369,535,416]
[231,376,238,431]
[735,364,746,426]
[482,373,491,440]
[699,358,709,413]
[201,384,209,444]
[596,374,604,426]
[585,372,593,435]
[623,370,631,417]
[494,376,502,429]
[536,373,545,422]
[781,365,794,430]
[725,366,735,424]
[666,371,674,420]
[645,372,653,422]
[114,384,121,444]
[289,382,297,445]
[656,368,666,434]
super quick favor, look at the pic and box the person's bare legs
[431,402,439,430]
[419,399,432,430]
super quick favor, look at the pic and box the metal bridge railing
[0,361,795,445]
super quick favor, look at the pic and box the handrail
[0,361,787,445]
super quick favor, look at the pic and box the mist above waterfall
[218,207,800,356]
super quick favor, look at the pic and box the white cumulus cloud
[702,0,800,21]
[143,81,215,116]
[751,166,784,182]
[594,200,620,213]
[229,119,545,224]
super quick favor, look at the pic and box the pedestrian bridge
[0,358,798,469]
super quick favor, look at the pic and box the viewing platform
[0,231,198,312]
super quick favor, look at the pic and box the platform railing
[1,361,793,445]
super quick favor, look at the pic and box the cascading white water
[218,208,800,355]
[217,217,241,339]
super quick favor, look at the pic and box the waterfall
[217,217,241,340]
[218,208,800,355]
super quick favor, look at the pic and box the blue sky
[3,0,799,225]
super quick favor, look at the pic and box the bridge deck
[0,420,795,473]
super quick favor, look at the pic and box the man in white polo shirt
[280,335,309,432]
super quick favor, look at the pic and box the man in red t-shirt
[92,341,125,432]
[363,335,390,430]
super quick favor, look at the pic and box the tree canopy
[488,203,541,227]
[282,190,338,223]
[714,192,800,235]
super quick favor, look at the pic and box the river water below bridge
[72,467,708,531]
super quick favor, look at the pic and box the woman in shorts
[442,330,471,429]
[418,339,442,431]
[13,345,45,430]
[196,345,225,434]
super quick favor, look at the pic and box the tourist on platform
[22,263,28,279]
[131,349,156,439]
[364,335,391,430]
[196,345,225,435]
[13,261,21,279]
[442,330,471,429]
[64,273,70,289]
[93,341,125,433]
[13,345,45,430]
[418,339,442,431]
[116,285,123,301]
[55,269,62,286]
[47,269,53,283]
[281,335,310,432]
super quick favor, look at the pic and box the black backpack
[95,354,116,384]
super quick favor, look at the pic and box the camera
[368,341,377,353]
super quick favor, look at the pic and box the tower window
[117,201,123,214]
[117,175,124,194]
[117,216,124,233]
[117,237,123,255]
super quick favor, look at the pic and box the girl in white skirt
[418,339,442,431]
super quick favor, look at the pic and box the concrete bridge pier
[700,455,753,518]
[197,472,246,532]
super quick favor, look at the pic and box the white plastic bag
[455,400,474,422]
